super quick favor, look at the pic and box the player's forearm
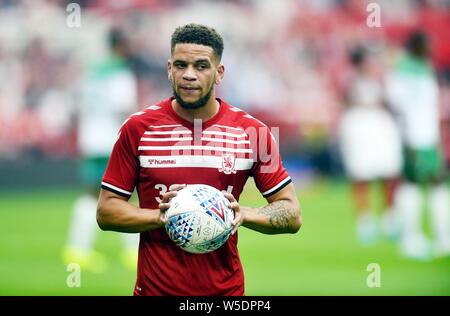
[97,197,163,233]
[241,200,302,234]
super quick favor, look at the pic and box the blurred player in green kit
[386,31,450,260]
[62,28,139,272]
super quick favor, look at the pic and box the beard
[173,83,214,110]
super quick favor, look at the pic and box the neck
[172,94,219,123]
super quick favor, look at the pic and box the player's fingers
[159,202,171,211]
[228,201,240,212]
[159,212,167,224]
[222,191,236,203]
[171,184,187,191]
[232,212,242,226]
[161,190,178,203]
[231,204,243,234]
[231,213,242,235]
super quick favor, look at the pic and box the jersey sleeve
[252,125,292,198]
[101,118,139,197]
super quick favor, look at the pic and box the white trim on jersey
[139,155,254,170]
[211,124,245,132]
[261,176,292,196]
[138,145,253,153]
[140,137,193,142]
[202,131,247,138]
[201,137,250,145]
[101,182,133,196]
[140,137,250,144]
[144,130,192,135]
[148,124,183,128]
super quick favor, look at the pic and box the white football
[164,184,235,254]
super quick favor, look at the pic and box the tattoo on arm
[257,200,296,230]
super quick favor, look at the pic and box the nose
[182,65,197,81]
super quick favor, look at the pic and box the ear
[215,64,225,85]
[167,59,173,81]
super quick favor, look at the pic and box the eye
[196,64,209,70]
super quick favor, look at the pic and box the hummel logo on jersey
[147,158,177,165]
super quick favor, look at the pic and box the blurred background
[0,0,449,295]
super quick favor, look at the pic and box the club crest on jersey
[219,153,236,174]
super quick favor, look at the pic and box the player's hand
[223,191,244,235]
[158,184,186,225]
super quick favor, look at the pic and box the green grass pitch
[0,179,449,295]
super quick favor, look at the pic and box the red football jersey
[102,97,291,296]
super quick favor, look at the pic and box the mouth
[179,86,201,96]
[180,86,200,91]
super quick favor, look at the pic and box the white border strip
[101,182,133,196]
[261,176,292,196]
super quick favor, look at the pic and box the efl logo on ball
[165,184,234,254]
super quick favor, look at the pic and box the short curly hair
[171,24,224,62]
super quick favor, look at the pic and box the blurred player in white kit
[339,46,403,246]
